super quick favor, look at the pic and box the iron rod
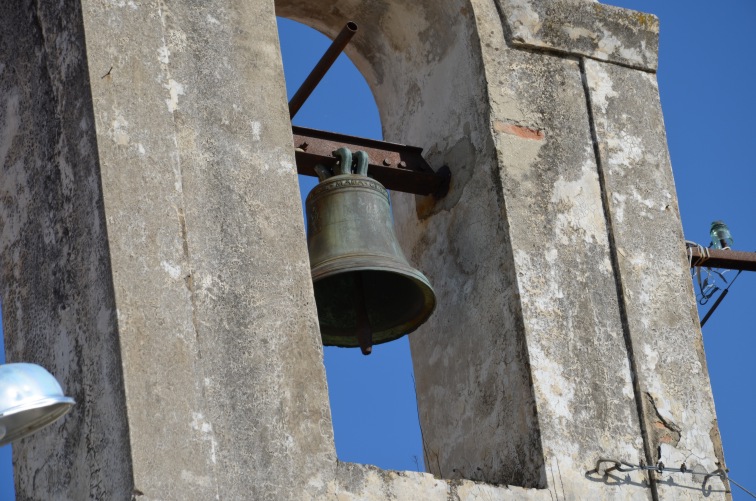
[700,288,728,327]
[288,22,358,119]
[354,272,373,355]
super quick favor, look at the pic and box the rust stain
[493,121,545,140]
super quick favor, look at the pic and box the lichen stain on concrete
[106,0,138,9]
[190,412,218,465]
[157,45,170,65]
[111,113,130,145]
[164,79,185,113]
[585,61,617,113]
[503,0,543,43]
[168,29,189,52]
[606,130,643,173]
[550,159,605,246]
[250,121,261,141]
[161,260,182,280]
[0,163,30,250]
[642,342,659,371]
[629,186,658,219]
[564,26,595,42]
[0,90,20,167]
[611,191,626,223]
[595,28,642,63]
[531,342,575,420]
[180,470,212,488]
[278,154,295,174]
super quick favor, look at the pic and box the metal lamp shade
[0,363,75,446]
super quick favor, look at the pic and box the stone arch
[276,0,545,487]
[276,0,489,211]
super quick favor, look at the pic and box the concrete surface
[0,0,728,499]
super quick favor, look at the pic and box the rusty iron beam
[292,125,451,198]
[288,22,358,119]
[689,247,756,272]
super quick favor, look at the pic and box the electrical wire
[686,240,749,327]
[587,458,755,498]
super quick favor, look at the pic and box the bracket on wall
[689,247,756,272]
[293,125,451,198]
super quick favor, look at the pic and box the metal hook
[333,147,353,176]
[354,150,370,176]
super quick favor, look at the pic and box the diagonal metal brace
[292,125,451,198]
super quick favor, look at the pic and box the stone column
[0,1,133,497]
[391,0,729,498]
[1,0,334,499]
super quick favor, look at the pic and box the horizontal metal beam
[292,126,450,198]
[689,247,756,272]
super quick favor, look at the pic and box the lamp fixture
[0,363,75,446]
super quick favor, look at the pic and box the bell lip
[0,396,75,446]
[314,263,437,349]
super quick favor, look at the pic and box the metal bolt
[383,158,392,166]
[299,142,309,151]
[398,161,408,169]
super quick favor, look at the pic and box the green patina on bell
[306,147,436,355]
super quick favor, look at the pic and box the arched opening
[275,0,545,486]
[277,17,425,472]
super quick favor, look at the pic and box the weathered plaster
[584,57,729,498]
[498,0,659,70]
[0,0,133,498]
[476,8,648,494]
[79,0,336,498]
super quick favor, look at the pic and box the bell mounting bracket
[293,126,450,198]
[287,21,450,198]
[689,247,756,272]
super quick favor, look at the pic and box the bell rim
[311,252,432,283]
[313,262,436,349]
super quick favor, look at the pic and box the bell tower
[0,0,730,499]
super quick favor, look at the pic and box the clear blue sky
[2,1,754,499]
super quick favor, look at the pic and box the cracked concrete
[645,392,682,451]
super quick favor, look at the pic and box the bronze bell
[306,147,436,355]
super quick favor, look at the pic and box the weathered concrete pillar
[1,1,134,497]
[2,0,334,499]
[284,0,730,498]
[0,0,729,499]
